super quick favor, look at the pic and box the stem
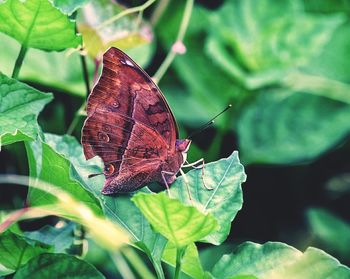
[121,247,157,279]
[97,0,157,30]
[110,251,136,279]
[66,101,86,135]
[12,45,28,79]
[153,0,194,83]
[150,0,170,26]
[80,53,91,95]
[174,247,186,279]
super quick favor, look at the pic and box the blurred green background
[1,0,350,275]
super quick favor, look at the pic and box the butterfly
[81,47,194,195]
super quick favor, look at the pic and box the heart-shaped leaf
[0,230,52,271]
[0,73,53,148]
[170,151,246,245]
[0,0,81,50]
[237,89,350,164]
[13,253,104,279]
[132,192,219,248]
[211,242,350,279]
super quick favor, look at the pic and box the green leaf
[0,0,81,50]
[207,0,345,72]
[170,151,246,245]
[162,242,204,279]
[24,223,76,253]
[0,230,52,271]
[307,208,350,259]
[0,73,53,147]
[77,0,154,62]
[14,253,104,279]
[39,133,166,273]
[132,192,219,248]
[238,89,350,164]
[0,33,93,97]
[211,242,350,279]
[52,0,90,15]
[26,140,102,218]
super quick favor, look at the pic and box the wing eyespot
[104,164,115,176]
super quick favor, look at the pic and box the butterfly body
[82,47,191,195]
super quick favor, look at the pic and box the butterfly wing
[82,47,179,193]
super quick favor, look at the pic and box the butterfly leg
[179,168,193,203]
[161,171,175,197]
[182,158,214,190]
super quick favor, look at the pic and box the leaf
[207,0,345,73]
[39,133,166,273]
[0,73,53,148]
[0,230,52,271]
[162,242,204,279]
[0,0,81,51]
[211,242,350,279]
[0,33,93,97]
[78,0,153,61]
[307,208,350,259]
[13,253,104,279]
[52,0,90,15]
[24,222,76,253]
[170,151,246,245]
[26,140,103,218]
[237,89,350,164]
[132,192,219,248]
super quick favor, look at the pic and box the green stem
[121,247,157,279]
[153,0,194,83]
[12,45,28,79]
[80,53,91,95]
[97,0,157,30]
[110,251,136,279]
[66,101,86,135]
[150,0,170,26]
[174,247,186,279]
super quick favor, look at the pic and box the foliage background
[0,0,349,277]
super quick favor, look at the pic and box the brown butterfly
[81,47,195,195]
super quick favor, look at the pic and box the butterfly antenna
[187,104,232,139]
[88,172,104,179]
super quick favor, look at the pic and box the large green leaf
[207,0,345,73]
[26,140,102,218]
[211,242,350,279]
[238,89,350,164]
[307,208,350,259]
[0,73,53,147]
[38,134,167,274]
[170,151,246,245]
[14,253,104,279]
[132,192,218,248]
[0,0,81,50]
[0,33,92,97]
[0,230,52,271]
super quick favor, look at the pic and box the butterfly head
[176,139,191,164]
